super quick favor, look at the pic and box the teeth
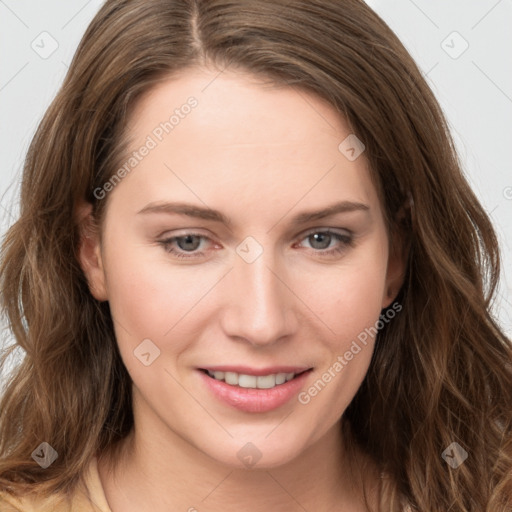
[238,374,257,388]
[224,371,238,385]
[275,373,286,385]
[256,374,276,389]
[206,370,298,389]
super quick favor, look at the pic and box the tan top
[0,457,112,512]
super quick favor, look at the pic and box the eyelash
[158,229,354,260]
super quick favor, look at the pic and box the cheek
[295,241,388,405]
[102,242,212,354]
[295,264,386,422]
[300,244,388,347]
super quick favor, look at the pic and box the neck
[98,404,381,512]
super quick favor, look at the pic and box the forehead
[108,67,381,224]
[128,67,348,147]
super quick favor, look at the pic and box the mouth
[197,365,314,413]
[199,368,312,390]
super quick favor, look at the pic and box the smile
[198,367,313,413]
[203,369,303,389]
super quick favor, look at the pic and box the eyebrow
[137,200,370,227]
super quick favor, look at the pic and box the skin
[78,67,405,512]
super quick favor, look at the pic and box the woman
[0,1,511,510]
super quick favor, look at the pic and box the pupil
[177,235,200,251]
[310,233,330,250]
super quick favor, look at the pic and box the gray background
[1,0,511,369]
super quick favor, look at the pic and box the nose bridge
[222,241,294,345]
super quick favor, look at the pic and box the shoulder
[0,487,104,512]
[0,492,23,512]
[0,457,111,512]
[0,490,70,511]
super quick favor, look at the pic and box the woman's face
[81,67,403,468]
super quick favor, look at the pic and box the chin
[199,432,310,470]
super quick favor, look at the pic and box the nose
[220,246,297,347]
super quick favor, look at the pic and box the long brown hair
[1,1,511,510]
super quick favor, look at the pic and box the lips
[198,365,313,413]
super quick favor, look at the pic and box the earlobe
[382,265,404,310]
[382,223,409,310]
[76,201,108,302]
[382,286,398,310]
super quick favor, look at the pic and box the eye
[158,233,213,259]
[295,229,354,257]
[158,229,354,260]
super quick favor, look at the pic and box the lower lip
[198,370,312,413]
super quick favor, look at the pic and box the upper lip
[199,365,313,376]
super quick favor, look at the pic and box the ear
[381,207,410,309]
[76,201,108,301]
